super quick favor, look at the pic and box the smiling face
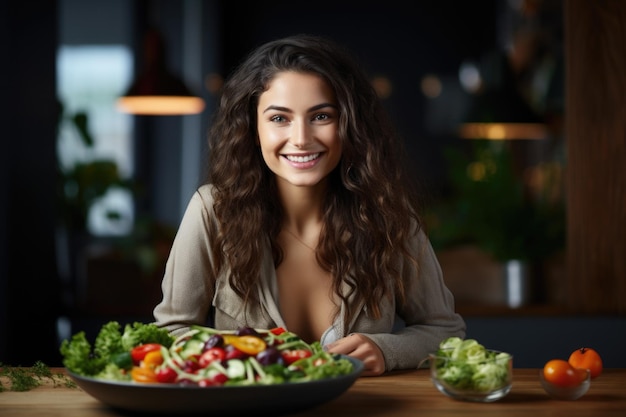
[257,71,342,191]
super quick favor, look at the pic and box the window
[56,45,135,236]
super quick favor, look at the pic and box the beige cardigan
[153,185,466,371]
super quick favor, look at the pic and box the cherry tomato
[131,343,162,365]
[198,378,216,387]
[543,359,588,387]
[198,373,228,387]
[281,349,312,365]
[142,350,164,370]
[225,344,248,360]
[199,347,226,368]
[270,327,286,335]
[155,366,178,383]
[211,373,228,385]
[131,366,157,383]
[182,357,201,373]
[569,347,603,379]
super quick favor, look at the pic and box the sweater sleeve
[152,186,217,336]
[366,230,466,371]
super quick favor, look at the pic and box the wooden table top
[1,368,625,416]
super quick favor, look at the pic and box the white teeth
[286,153,320,163]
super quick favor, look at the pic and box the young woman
[153,34,465,376]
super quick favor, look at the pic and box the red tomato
[569,347,603,379]
[155,366,178,383]
[196,373,228,387]
[131,343,162,365]
[182,357,201,373]
[225,345,248,360]
[543,359,588,387]
[198,378,216,387]
[211,373,229,385]
[199,347,226,368]
[281,349,312,365]
[270,327,286,335]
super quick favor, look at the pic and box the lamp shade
[459,53,547,140]
[117,29,205,116]
[459,89,548,140]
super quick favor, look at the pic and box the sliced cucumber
[181,338,204,357]
[225,359,246,379]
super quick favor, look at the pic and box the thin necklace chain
[283,228,317,252]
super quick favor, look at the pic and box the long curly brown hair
[206,34,423,327]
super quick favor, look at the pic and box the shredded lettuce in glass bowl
[426,337,513,402]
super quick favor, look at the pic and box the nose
[289,119,311,148]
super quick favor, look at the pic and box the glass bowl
[539,369,590,400]
[428,350,513,402]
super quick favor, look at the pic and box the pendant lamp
[117,28,205,116]
[459,53,547,140]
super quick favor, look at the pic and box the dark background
[218,1,497,196]
[6,0,622,370]
[2,0,498,367]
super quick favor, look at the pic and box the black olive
[256,347,284,366]
[204,334,224,350]
[236,327,260,337]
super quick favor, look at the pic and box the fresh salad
[431,337,511,392]
[60,321,355,386]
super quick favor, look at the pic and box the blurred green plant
[56,107,134,233]
[426,140,565,262]
[55,105,174,280]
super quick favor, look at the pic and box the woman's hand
[324,333,385,376]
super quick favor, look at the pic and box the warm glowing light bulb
[116,96,205,115]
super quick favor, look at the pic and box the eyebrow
[262,102,338,114]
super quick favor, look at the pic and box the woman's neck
[276,179,326,236]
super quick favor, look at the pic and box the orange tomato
[131,366,157,383]
[568,347,603,379]
[142,350,164,370]
[543,359,588,387]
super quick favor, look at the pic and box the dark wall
[0,0,8,365]
[7,0,603,371]
[1,1,61,365]
[465,316,626,368]
[0,0,497,366]
[218,0,498,196]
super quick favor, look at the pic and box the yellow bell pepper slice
[226,335,267,355]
